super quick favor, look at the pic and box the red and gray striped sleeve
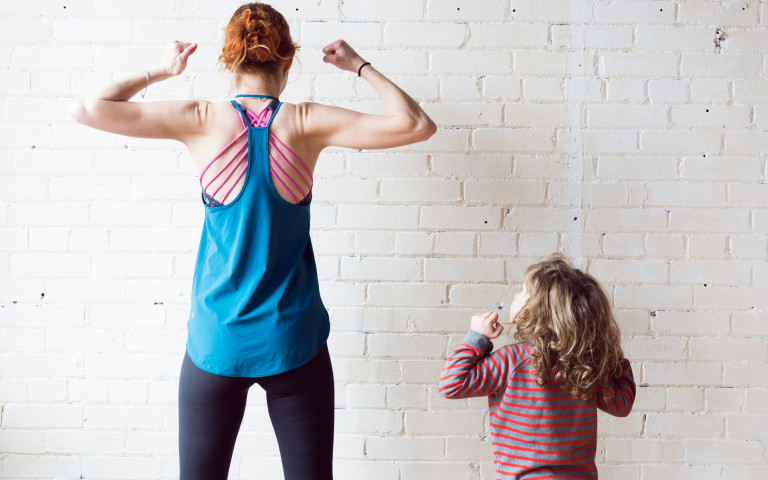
[439,330,518,399]
[596,357,636,417]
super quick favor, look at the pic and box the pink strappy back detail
[199,101,313,206]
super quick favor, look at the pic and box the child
[439,254,635,479]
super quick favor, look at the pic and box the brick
[723,466,768,480]
[467,22,548,48]
[588,258,668,284]
[688,235,728,258]
[367,436,444,460]
[649,79,690,103]
[671,105,751,129]
[602,234,643,257]
[582,130,639,154]
[401,462,476,480]
[53,18,134,42]
[421,206,501,231]
[432,51,512,74]
[594,1,676,24]
[387,385,428,409]
[1,455,81,477]
[691,337,767,362]
[385,22,466,47]
[405,410,485,435]
[93,0,173,16]
[653,311,730,335]
[588,208,667,233]
[393,232,433,256]
[687,440,764,463]
[448,284,512,308]
[0,17,49,42]
[666,387,704,411]
[606,79,646,103]
[642,130,722,154]
[682,156,762,181]
[586,105,668,129]
[644,361,722,386]
[670,260,750,285]
[439,76,481,101]
[670,208,749,233]
[679,1,759,27]
[0,430,46,454]
[725,415,768,440]
[338,205,419,229]
[725,362,768,387]
[505,207,572,232]
[646,413,724,439]
[732,312,768,336]
[520,232,560,257]
[504,103,567,128]
[692,78,731,102]
[348,152,428,177]
[706,387,744,412]
[342,0,423,21]
[81,456,163,478]
[302,21,383,47]
[3,404,82,428]
[623,336,686,361]
[379,178,460,203]
[605,439,685,462]
[636,26,713,51]
[643,466,721,480]
[601,53,679,77]
[478,232,518,256]
[424,258,504,282]
[694,286,768,309]
[425,102,503,127]
[341,257,422,282]
[682,54,762,78]
[584,25,634,49]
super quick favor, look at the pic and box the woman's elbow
[411,115,437,142]
[67,98,88,124]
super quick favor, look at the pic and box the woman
[69,3,436,479]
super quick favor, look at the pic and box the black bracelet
[357,61,371,77]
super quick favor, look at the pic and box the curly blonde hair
[513,254,625,400]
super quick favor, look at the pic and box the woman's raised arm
[68,41,209,142]
[297,40,436,151]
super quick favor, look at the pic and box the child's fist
[471,311,503,339]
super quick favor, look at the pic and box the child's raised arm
[596,358,636,417]
[439,312,518,399]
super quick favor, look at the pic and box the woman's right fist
[322,39,365,74]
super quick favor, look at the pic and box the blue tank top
[187,99,329,377]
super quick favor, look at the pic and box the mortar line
[567,1,587,268]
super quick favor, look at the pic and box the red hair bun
[219,3,298,73]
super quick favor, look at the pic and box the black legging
[178,344,334,480]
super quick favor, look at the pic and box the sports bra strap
[235,94,279,102]
[229,100,250,128]
[267,102,283,129]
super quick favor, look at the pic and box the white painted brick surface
[2,1,767,478]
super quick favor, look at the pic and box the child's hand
[471,311,503,339]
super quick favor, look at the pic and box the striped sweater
[439,330,636,480]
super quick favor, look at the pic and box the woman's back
[189,99,317,206]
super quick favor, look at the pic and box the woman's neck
[235,73,282,99]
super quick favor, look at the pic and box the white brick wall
[1,0,767,479]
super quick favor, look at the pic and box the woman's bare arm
[299,40,436,151]
[68,42,210,142]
